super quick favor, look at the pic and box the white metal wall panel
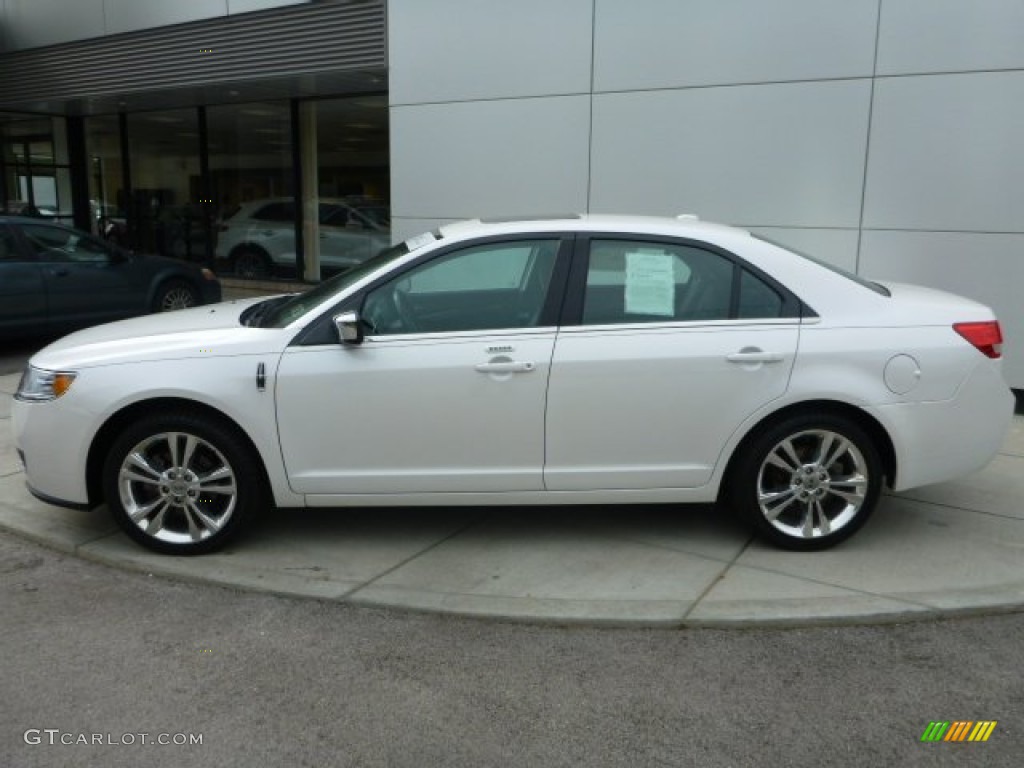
[388,0,593,105]
[390,96,591,219]
[877,0,1024,75]
[589,80,872,228]
[593,0,878,92]
[863,71,1024,233]
[860,230,1024,386]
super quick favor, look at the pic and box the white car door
[276,237,568,496]
[545,237,800,491]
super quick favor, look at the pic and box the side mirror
[333,310,363,345]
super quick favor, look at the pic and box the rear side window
[737,269,784,319]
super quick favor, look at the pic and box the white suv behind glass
[215,197,390,278]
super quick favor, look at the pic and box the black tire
[727,413,883,551]
[232,247,271,279]
[102,410,265,555]
[153,279,199,312]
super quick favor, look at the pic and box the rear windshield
[752,234,891,297]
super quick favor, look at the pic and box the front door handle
[475,361,536,374]
[726,350,785,364]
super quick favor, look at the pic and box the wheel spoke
[144,502,170,536]
[815,432,836,467]
[766,439,801,472]
[121,469,162,487]
[167,433,182,469]
[125,451,161,480]
[800,502,815,538]
[813,499,831,535]
[759,488,799,520]
[180,434,199,472]
[183,502,224,541]
[198,465,235,495]
[828,474,867,505]
[821,436,853,471]
[129,497,166,523]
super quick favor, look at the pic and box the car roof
[435,213,749,242]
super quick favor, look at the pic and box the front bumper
[12,393,95,508]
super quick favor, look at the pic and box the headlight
[15,366,78,402]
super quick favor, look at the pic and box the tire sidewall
[102,411,262,555]
[729,413,883,551]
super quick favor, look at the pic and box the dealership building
[0,0,1021,387]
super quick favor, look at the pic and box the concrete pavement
[2,369,1023,627]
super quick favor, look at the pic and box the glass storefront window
[127,109,206,261]
[84,115,125,242]
[208,101,293,278]
[308,95,390,279]
[1,115,71,223]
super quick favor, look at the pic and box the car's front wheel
[153,279,199,311]
[728,413,883,551]
[102,411,264,555]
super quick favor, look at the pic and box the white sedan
[11,215,1014,554]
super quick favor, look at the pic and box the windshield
[255,242,413,328]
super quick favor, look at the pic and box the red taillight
[953,321,1004,359]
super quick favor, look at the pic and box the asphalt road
[1,531,1021,768]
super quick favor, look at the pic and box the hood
[32,296,289,370]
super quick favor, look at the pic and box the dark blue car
[0,216,221,339]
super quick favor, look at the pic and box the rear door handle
[475,361,536,374]
[49,268,70,278]
[726,351,785,364]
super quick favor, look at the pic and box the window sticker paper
[625,250,675,316]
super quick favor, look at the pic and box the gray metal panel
[0,0,384,111]
[103,0,228,36]
[2,0,106,50]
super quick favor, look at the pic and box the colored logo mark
[920,721,997,742]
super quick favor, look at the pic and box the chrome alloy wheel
[160,286,196,311]
[117,431,237,545]
[756,429,869,540]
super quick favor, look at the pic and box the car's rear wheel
[153,279,199,311]
[232,247,271,279]
[728,413,883,550]
[102,411,264,555]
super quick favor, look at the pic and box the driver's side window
[362,239,559,335]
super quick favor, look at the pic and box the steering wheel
[391,281,420,333]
